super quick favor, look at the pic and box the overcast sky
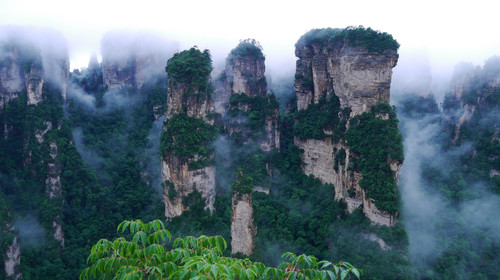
[1,0,499,83]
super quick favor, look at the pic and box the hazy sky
[1,0,499,78]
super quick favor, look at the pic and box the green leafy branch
[80,219,362,279]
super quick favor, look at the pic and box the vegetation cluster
[227,92,279,140]
[161,113,218,169]
[293,94,349,142]
[226,39,265,64]
[295,26,399,54]
[345,103,404,213]
[165,47,212,93]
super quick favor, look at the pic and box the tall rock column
[230,171,256,256]
[0,26,69,274]
[214,40,279,255]
[1,199,21,280]
[293,27,401,226]
[161,47,217,219]
[215,39,280,151]
[231,193,255,256]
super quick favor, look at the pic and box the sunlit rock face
[294,30,399,226]
[162,159,216,218]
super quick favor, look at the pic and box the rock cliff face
[0,47,24,109]
[294,28,400,226]
[0,27,69,260]
[215,41,280,151]
[162,48,216,219]
[2,209,21,280]
[446,57,500,177]
[294,38,398,117]
[214,41,279,254]
[226,55,267,97]
[101,32,173,90]
[24,63,44,105]
[231,193,255,256]
[46,140,64,247]
[4,235,21,280]
[0,26,68,108]
[165,82,213,120]
[162,158,216,218]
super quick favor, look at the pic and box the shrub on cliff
[345,103,404,213]
[342,26,400,54]
[228,92,279,133]
[160,113,218,169]
[227,38,265,64]
[293,94,349,142]
[295,28,343,49]
[295,26,399,54]
[165,47,213,92]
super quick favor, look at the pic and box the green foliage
[219,91,279,192]
[81,219,362,280]
[398,91,500,279]
[344,103,403,213]
[228,92,279,137]
[167,192,231,244]
[295,26,399,54]
[160,113,218,169]
[232,169,254,194]
[165,47,213,92]
[295,28,343,49]
[227,39,265,64]
[341,26,400,53]
[248,112,412,280]
[293,94,349,142]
